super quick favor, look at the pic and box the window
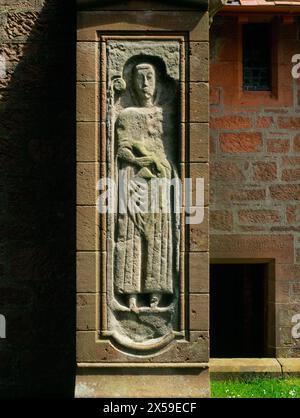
[243,23,271,91]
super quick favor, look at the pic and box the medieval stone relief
[104,40,183,352]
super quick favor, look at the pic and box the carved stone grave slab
[76,0,210,398]
[104,38,184,352]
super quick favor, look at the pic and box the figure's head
[133,63,156,105]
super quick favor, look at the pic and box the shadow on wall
[0,1,76,397]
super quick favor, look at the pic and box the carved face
[133,63,156,103]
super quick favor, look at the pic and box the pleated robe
[114,106,176,296]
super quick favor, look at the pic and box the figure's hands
[132,142,147,155]
[136,156,154,167]
[154,162,166,177]
[118,148,153,167]
[137,157,166,176]
[154,159,171,178]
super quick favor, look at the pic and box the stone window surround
[216,12,293,107]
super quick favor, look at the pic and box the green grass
[211,377,300,398]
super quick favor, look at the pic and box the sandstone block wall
[0,0,75,397]
[210,15,300,357]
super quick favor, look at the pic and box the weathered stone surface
[75,365,210,398]
[256,116,273,128]
[189,208,209,252]
[189,42,209,82]
[77,122,99,162]
[0,0,75,398]
[267,138,290,153]
[238,209,281,225]
[277,264,300,281]
[76,4,210,398]
[77,11,208,42]
[211,234,294,264]
[211,115,252,130]
[210,358,282,379]
[77,41,98,82]
[77,206,99,251]
[189,162,209,206]
[293,134,300,152]
[189,82,209,122]
[189,294,209,331]
[270,184,300,201]
[77,330,208,364]
[278,117,300,129]
[282,168,300,182]
[220,132,262,153]
[103,39,183,351]
[278,358,300,376]
[229,188,266,202]
[189,252,209,293]
[76,293,97,331]
[0,0,42,8]
[210,14,300,360]
[253,162,277,182]
[210,210,233,232]
[77,252,99,293]
[77,82,99,122]
[189,123,209,162]
[77,163,98,205]
[276,303,300,327]
[210,161,245,182]
[4,11,39,40]
[274,281,290,304]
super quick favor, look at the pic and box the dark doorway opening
[210,263,268,358]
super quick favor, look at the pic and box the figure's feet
[129,294,138,313]
[150,293,161,309]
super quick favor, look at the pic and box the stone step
[210,358,300,379]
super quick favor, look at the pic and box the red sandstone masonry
[210,235,294,264]
[253,162,277,182]
[238,225,267,232]
[210,115,252,129]
[282,157,300,167]
[220,132,262,153]
[210,87,220,105]
[267,139,290,153]
[231,189,266,202]
[214,187,266,203]
[210,16,300,357]
[286,205,300,223]
[296,249,300,264]
[0,0,76,397]
[282,169,300,182]
[294,135,300,152]
[210,161,245,181]
[270,185,300,201]
[256,116,273,129]
[238,210,281,225]
[210,210,233,232]
[278,117,300,129]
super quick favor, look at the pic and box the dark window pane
[243,24,271,91]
